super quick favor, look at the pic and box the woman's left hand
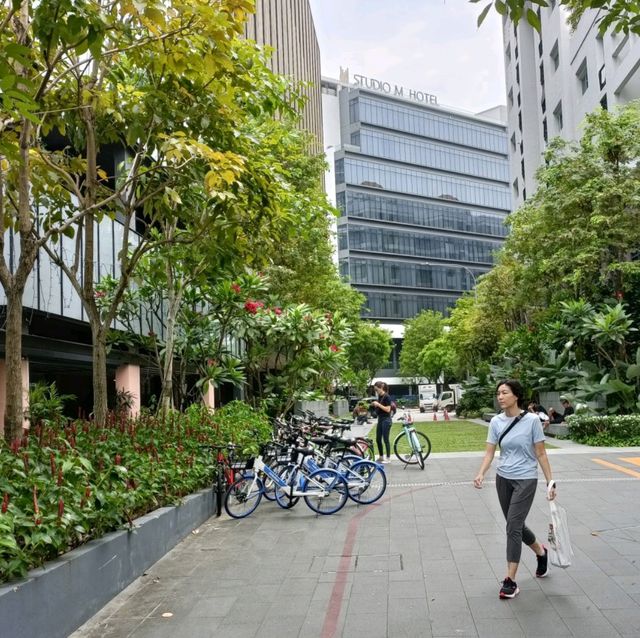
[546,481,557,501]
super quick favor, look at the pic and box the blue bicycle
[224,447,348,518]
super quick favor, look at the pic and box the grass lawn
[369,420,556,453]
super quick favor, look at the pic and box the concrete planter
[332,399,350,417]
[0,488,215,638]
[295,400,329,417]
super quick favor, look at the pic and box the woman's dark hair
[495,379,525,408]
[373,381,388,393]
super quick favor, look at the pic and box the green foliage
[26,382,75,428]
[417,336,455,383]
[399,310,445,378]
[204,401,272,457]
[472,0,640,36]
[0,402,269,583]
[345,323,393,385]
[568,414,640,445]
[456,377,496,418]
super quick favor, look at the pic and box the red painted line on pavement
[320,485,427,638]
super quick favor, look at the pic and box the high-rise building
[503,4,640,207]
[322,72,510,387]
[245,0,323,144]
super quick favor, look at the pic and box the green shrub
[568,414,640,446]
[0,403,271,584]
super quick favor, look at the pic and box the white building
[503,3,640,207]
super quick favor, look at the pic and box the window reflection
[357,96,508,154]
[358,128,509,182]
[344,223,500,263]
[341,157,511,211]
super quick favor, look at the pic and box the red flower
[1,493,9,514]
[244,300,264,314]
[329,344,340,352]
[273,307,282,315]
[94,290,106,299]
[615,290,624,300]
[231,283,241,294]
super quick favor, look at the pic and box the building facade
[322,73,510,388]
[503,4,640,207]
[245,0,323,145]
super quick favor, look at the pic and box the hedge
[568,414,640,446]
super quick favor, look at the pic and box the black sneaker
[536,546,549,578]
[499,577,520,599]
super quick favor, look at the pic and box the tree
[473,0,640,35]
[505,104,640,304]
[417,336,455,384]
[345,323,393,387]
[3,0,312,428]
[399,310,445,379]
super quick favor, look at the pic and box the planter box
[295,400,329,417]
[0,488,215,638]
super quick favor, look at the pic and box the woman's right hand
[473,474,484,489]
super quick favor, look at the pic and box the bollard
[444,409,450,421]
[433,412,438,421]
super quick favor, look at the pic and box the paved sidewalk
[71,445,640,638]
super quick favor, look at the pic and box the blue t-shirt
[487,412,546,479]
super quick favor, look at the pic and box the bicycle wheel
[395,430,431,466]
[303,468,348,515]
[274,466,301,509]
[348,460,387,504]
[224,475,263,519]
[353,437,375,461]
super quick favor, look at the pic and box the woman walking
[371,381,393,463]
[473,379,557,599]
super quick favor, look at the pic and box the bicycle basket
[229,457,255,470]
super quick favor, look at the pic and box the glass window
[342,157,511,211]
[576,59,589,94]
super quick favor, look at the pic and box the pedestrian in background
[473,379,557,599]
[371,381,393,464]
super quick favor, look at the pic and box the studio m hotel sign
[339,67,438,106]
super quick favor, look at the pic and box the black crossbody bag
[498,411,526,448]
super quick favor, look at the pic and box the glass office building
[323,76,511,325]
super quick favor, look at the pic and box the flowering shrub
[0,403,270,583]
[568,414,640,446]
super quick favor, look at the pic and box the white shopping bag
[547,487,574,568]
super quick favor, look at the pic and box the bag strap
[498,411,525,447]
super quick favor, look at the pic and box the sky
[308,0,507,114]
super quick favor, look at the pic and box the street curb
[0,488,215,638]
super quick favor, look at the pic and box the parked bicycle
[224,445,349,519]
[201,443,250,517]
[393,411,431,470]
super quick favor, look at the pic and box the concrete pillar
[114,364,141,418]
[0,358,30,434]
[202,380,215,410]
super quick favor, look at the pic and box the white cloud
[309,0,506,113]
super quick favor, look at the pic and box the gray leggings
[496,475,538,563]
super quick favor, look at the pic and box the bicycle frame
[250,456,334,498]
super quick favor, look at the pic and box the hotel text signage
[352,73,438,106]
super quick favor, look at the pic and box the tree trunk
[3,289,25,442]
[91,320,108,425]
